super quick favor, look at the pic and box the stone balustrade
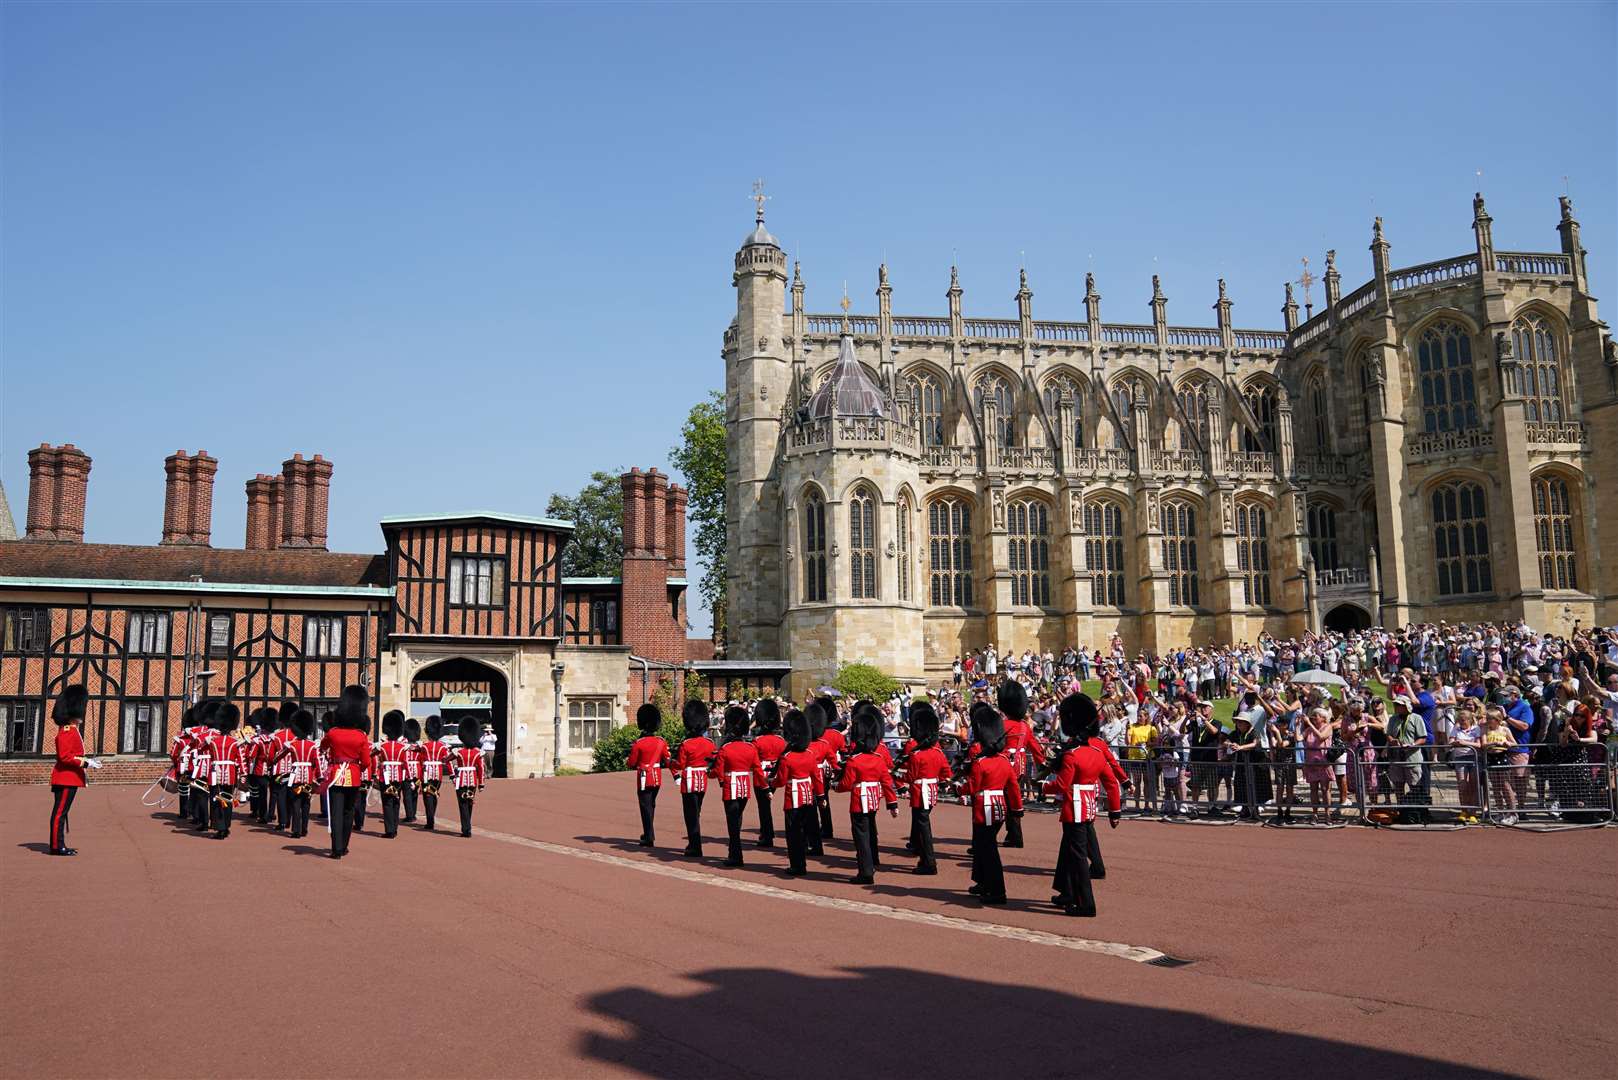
[1388,254,1480,294]
[1494,252,1573,278]
[1316,567,1371,591]
[1524,421,1587,446]
[995,446,1056,471]
[1407,427,1495,461]
[1227,451,1275,477]
[1149,449,1206,475]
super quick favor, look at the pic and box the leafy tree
[831,662,902,702]
[546,469,624,578]
[670,391,727,644]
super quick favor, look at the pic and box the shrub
[591,715,690,773]
[556,764,584,777]
[831,662,901,703]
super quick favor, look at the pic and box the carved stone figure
[991,489,1005,530]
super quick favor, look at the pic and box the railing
[1164,326,1222,348]
[1525,421,1587,446]
[1102,323,1157,345]
[1233,329,1289,351]
[892,422,917,450]
[962,318,1020,339]
[1408,427,1495,460]
[1068,448,1134,475]
[891,315,951,338]
[837,416,889,442]
[1033,320,1090,343]
[1290,313,1332,350]
[1227,451,1275,477]
[805,314,879,335]
[1388,254,1479,294]
[1495,252,1573,278]
[995,446,1056,471]
[1339,282,1378,320]
[1150,449,1206,474]
[790,418,830,448]
[1295,452,1368,482]
[1316,567,1371,590]
[921,445,978,470]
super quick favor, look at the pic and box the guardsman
[965,704,1021,906]
[169,704,196,822]
[417,715,453,831]
[204,703,246,838]
[400,718,423,823]
[450,717,485,837]
[280,709,321,838]
[188,701,220,830]
[1044,692,1122,917]
[47,685,90,856]
[374,711,411,838]
[835,711,898,886]
[805,701,834,853]
[772,708,824,878]
[1085,709,1129,880]
[319,686,373,859]
[814,697,845,840]
[246,707,276,824]
[626,703,669,847]
[902,701,952,876]
[750,698,785,849]
[998,680,1045,848]
[710,706,766,868]
[672,700,716,857]
[270,699,299,829]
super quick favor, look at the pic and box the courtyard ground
[1,773,1612,1079]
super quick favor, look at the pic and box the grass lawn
[1078,677,1391,730]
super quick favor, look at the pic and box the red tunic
[270,728,296,778]
[905,745,953,809]
[403,741,423,781]
[1003,717,1046,778]
[373,738,411,787]
[966,754,1023,825]
[772,749,825,809]
[450,746,484,790]
[50,725,86,787]
[752,733,786,786]
[178,724,211,778]
[834,751,897,814]
[1042,744,1122,823]
[710,740,767,801]
[319,728,373,788]
[673,736,716,794]
[1087,736,1129,785]
[627,735,669,790]
[417,739,452,784]
[204,733,245,787]
[283,739,321,787]
[821,727,847,765]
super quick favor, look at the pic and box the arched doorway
[1323,603,1371,633]
[410,657,509,778]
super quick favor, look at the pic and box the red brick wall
[0,757,167,785]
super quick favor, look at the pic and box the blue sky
[3,2,1614,635]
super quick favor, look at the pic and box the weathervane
[840,281,851,333]
[1295,256,1316,320]
[751,178,770,224]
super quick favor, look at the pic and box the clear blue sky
[4,2,1613,635]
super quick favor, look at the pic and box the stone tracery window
[1110,379,1139,449]
[1512,314,1565,422]
[1432,480,1492,596]
[1235,501,1271,607]
[1007,498,1051,607]
[908,372,946,447]
[1162,499,1199,607]
[1176,380,1211,450]
[896,495,912,602]
[1042,376,1084,448]
[1417,322,1479,434]
[1532,474,1577,590]
[1242,384,1277,452]
[1307,502,1339,572]
[974,374,1016,447]
[927,497,973,607]
[849,488,877,600]
[802,491,827,603]
[1306,373,1329,452]
[1084,499,1126,607]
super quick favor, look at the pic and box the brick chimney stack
[665,483,687,575]
[25,443,92,542]
[645,469,669,560]
[618,466,683,670]
[277,454,333,549]
[620,468,645,554]
[160,450,218,546]
[244,474,282,551]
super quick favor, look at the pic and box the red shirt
[1003,718,1045,775]
[967,754,1023,825]
[627,735,669,789]
[374,739,411,786]
[835,751,897,814]
[904,745,953,808]
[450,747,484,790]
[711,740,767,801]
[50,725,86,788]
[417,739,452,783]
[772,748,825,808]
[319,729,373,788]
[1042,744,1123,823]
[1087,736,1129,785]
[204,733,245,787]
[673,736,716,793]
[752,733,786,787]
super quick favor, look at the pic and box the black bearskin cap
[816,697,840,730]
[971,703,1005,754]
[751,697,781,735]
[320,711,336,733]
[723,705,749,741]
[180,703,195,728]
[1058,692,1099,742]
[382,710,404,739]
[852,712,881,755]
[909,702,940,750]
[681,699,710,740]
[214,702,241,732]
[52,684,88,724]
[425,714,443,740]
[195,699,220,727]
[292,709,315,738]
[783,708,811,753]
[251,706,279,732]
[278,699,300,727]
[336,685,369,731]
[805,700,828,740]
[403,717,421,742]
[997,679,1028,721]
[457,716,480,748]
[636,703,662,735]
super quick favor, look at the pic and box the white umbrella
[1290,668,1348,687]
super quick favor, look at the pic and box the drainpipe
[550,661,566,776]
[631,654,652,706]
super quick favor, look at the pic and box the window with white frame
[568,698,615,750]
[126,611,170,655]
[304,616,344,658]
[208,614,231,658]
[449,555,506,607]
[1,700,44,756]
[1,608,49,655]
[121,700,163,754]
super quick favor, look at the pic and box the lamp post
[550,661,565,777]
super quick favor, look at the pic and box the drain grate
[1145,955,1194,968]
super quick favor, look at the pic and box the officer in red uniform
[835,711,898,885]
[374,710,411,838]
[400,718,423,823]
[965,704,1022,905]
[626,703,668,846]
[815,697,845,840]
[169,704,195,822]
[245,707,275,824]
[749,698,785,848]
[47,684,89,856]
[417,715,453,831]
[772,708,824,877]
[901,702,952,875]
[1044,692,1122,916]
[449,716,486,837]
[711,706,767,867]
[671,700,716,857]
[319,686,374,859]
[204,703,246,838]
[998,680,1045,848]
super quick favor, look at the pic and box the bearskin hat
[751,697,781,735]
[971,702,1005,754]
[425,714,443,740]
[636,703,662,735]
[852,712,881,755]
[382,709,404,739]
[403,717,421,742]
[214,702,241,732]
[251,706,278,733]
[292,708,315,738]
[336,685,369,731]
[816,697,841,731]
[723,705,749,741]
[51,684,88,724]
[908,702,940,750]
[805,699,829,741]
[278,699,300,729]
[457,716,480,748]
[1058,692,1099,742]
[783,708,811,753]
[681,699,711,740]
[997,678,1029,721]
[195,699,220,728]
[319,711,336,733]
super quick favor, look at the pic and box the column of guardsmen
[625,682,1128,917]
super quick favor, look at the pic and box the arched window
[1307,503,1339,571]
[1242,384,1277,452]
[1513,314,1565,423]
[928,497,973,607]
[1110,380,1137,449]
[1235,502,1271,607]
[1008,499,1051,607]
[909,373,946,447]
[1357,357,1373,431]
[802,492,827,603]
[1306,374,1329,451]
[1084,499,1126,607]
[1363,499,1381,569]
[1532,474,1577,589]
[1043,376,1084,448]
[974,374,1016,447]
[896,495,912,602]
[1432,480,1492,596]
[1162,499,1199,607]
[1417,322,1479,433]
[849,489,877,600]
[1176,380,1211,450]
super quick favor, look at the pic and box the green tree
[670,391,727,644]
[831,662,902,702]
[546,469,624,578]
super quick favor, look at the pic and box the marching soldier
[965,704,1021,906]
[320,686,373,859]
[999,680,1045,848]
[772,708,824,878]
[417,715,453,831]
[374,711,411,838]
[400,718,423,823]
[672,700,716,857]
[902,701,952,876]
[270,699,299,829]
[450,717,485,837]
[750,698,785,848]
[834,711,898,886]
[1045,692,1123,917]
[279,709,321,839]
[188,701,219,830]
[169,704,196,822]
[710,706,766,867]
[47,685,90,857]
[626,703,669,847]
[805,701,834,853]
[204,703,245,839]
[245,707,276,824]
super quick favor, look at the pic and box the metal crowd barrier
[1480,741,1614,827]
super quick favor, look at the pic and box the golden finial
[840,284,851,313]
[751,178,769,224]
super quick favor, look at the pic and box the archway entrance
[1323,603,1372,633]
[410,657,509,778]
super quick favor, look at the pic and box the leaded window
[1084,500,1126,607]
[1417,322,1479,433]
[909,373,946,447]
[849,489,877,600]
[568,698,615,750]
[449,555,506,607]
[802,492,828,603]
[121,700,163,754]
[0,700,44,757]
[1235,502,1271,607]
[974,374,1016,446]
[1,608,49,655]
[1242,385,1277,452]
[1513,314,1565,422]
[928,497,973,607]
[1177,381,1211,450]
[896,496,912,602]
[127,611,170,655]
[1307,503,1339,572]
[1162,500,1199,607]
[1043,377,1084,448]
[1008,499,1050,607]
[304,616,344,658]
[1432,481,1492,596]
[1532,475,1577,590]
[1306,374,1329,451]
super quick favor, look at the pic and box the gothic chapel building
[724,195,1615,697]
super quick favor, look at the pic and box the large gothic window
[1306,374,1329,452]
[1235,502,1271,607]
[849,489,877,600]
[1176,381,1211,450]
[909,373,946,447]
[974,374,1016,447]
[1008,499,1051,607]
[1532,474,1577,589]
[1357,357,1373,432]
[802,492,827,603]
[1432,481,1492,596]
[1162,499,1199,607]
[1242,385,1277,452]
[1417,322,1480,433]
[1110,381,1137,449]
[928,497,973,607]
[1084,499,1126,607]
[897,495,912,602]
[1512,314,1565,422]
[1307,503,1339,571]
[1042,376,1084,448]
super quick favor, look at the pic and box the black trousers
[402,781,418,822]
[1053,821,1096,914]
[457,791,475,836]
[210,786,235,835]
[191,785,210,827]
[723,797,748,863]
[971,821,1006,898]
[269,780,285,828]
[816,794,834,838]
[909,805,936,869]
[850,811,876,879]
[755,791,775,847]
[784,806,813,873]
[290,791,311,837]
[328,785,358,855]
[177,783,190,820]
[1084,819,1106,876]
[381,791,401,837]
[681,791,705,853]
[353,786,369,831]
[637,786,659,843]
[48,785,76,851]
[423,790,440,830]
[1004,809,1025,847]
[249,777,268,822]
[870,813,883,867]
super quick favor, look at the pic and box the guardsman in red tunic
[901,702,953,876]
[450,716,486,838]
[965,705,1022,905]
[998,681,1045,849]
[47,685,90,856]
[835,711,898,885]
[1044,692,1122,917]
[269,699,299,830]
[672,700,716,857]
[320,686,374,859]
[245,707,274,824]
[204,703,246,838]
[772,708,824,877]
[805,702,835,854]
[1085,719,1129,880]
[749,699,786,849]
[417,715,453,831]
[279,710,321,838]
[400,718,423,823]
[814,697,845,841]
[187,701,220,830]
[374,711,411,838]
[169,704,197,822]
[625,704,669,847]
[711,706,767,868]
